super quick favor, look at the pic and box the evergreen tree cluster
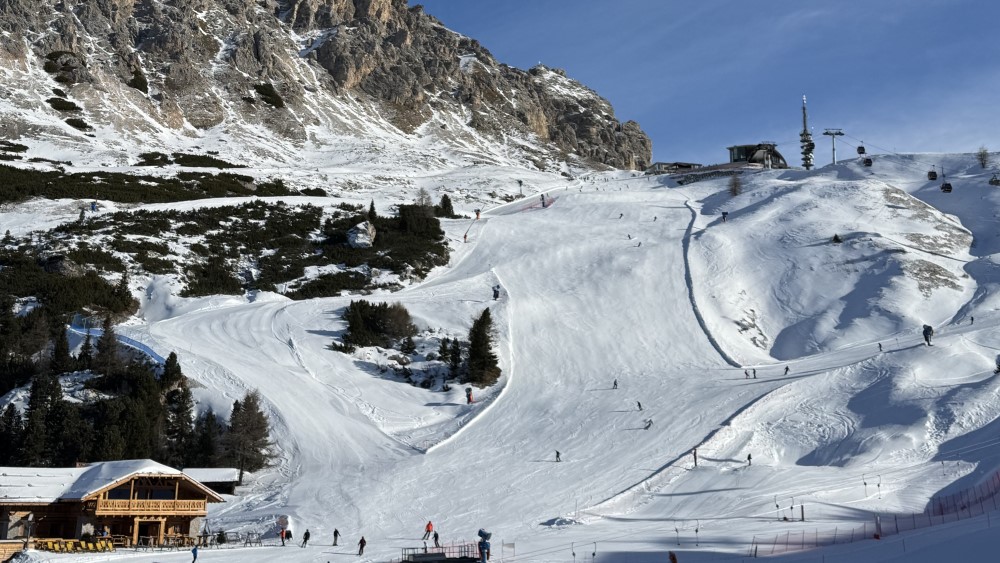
[0,308,272,474]
[340,300,418,349]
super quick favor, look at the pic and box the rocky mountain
[0,0,651,171]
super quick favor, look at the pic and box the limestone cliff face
[0,0,652,170]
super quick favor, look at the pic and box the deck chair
[44,541,56,551]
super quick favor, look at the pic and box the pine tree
[0,404,24,465]
[160,352,184,389]
[435,194,455,217]
[191,408,223,467]
[438,337,450,359]
[466,309,501,385]
[117,268,130,297]
[77,332,93,370]
[401,336,416,355]
[222,390,272,483]
[94,316,122,379]
[449,338,462,378]
[368,199,377,222]
[20,373,62,465]
[48,401,89,466]
[162,381,195,468]
[51,324,73,374]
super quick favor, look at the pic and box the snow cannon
[477,530,491,563]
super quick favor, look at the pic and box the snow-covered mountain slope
[6,151,1000,562]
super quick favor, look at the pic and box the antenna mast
[800,95,814,170]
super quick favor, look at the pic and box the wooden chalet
[0,460,224,548]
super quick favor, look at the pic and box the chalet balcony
[94,499,207,515]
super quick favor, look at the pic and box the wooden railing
[96,499,206,515]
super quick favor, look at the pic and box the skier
[744,369,749,379]
[191,545,198,563]
[555,450,561,462]
[619,213,624,219]
[466,387,474,404]
[653,216,657,222]
[333,528,340,546]
[784,366,790,375]
[302,529,311,548]
[878,342,883,352]
[752,369,756,379]
[692,448,698,467]
[612,378,618,389]
[970,316,974,325]
[280,528,286,547]
[492,285,500,300]
[747,453,752,466]
[627,234,631,239]
[423,521,433,540]
[358,536,366,556]
[464,233,468,243]
[637,241,642,247]
[644,419,652,430]
[433,531,440,548]
[637,401,643,411]
[923,325,934,346]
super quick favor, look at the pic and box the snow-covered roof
[0,460,223,504]
[181,467,240,483]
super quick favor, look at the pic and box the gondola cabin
[857,145,866,155]
[927,169,938,181]
[863,157,873,167]
[941,182,953,193]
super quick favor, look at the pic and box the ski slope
[7,152,1000,562]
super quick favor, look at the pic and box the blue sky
[411,0,1000,167]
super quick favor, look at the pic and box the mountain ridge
[0,0,651,171]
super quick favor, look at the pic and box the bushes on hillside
[340,300,417,349]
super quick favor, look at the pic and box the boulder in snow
[347,221,376,248]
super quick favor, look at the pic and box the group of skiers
[742,366,790,379]
[278,526,369,554]
[272,522,442,556]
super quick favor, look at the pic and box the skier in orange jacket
[422,521,433,540]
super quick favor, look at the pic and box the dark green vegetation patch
[0,164,295,206]
[65,118,92,131]
[44,201,449,299]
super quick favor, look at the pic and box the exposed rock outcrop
[0,0,652,170]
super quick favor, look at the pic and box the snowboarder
[637,241,642,247]
[619,213,624,219]
[302,529,311,548]
[970,316,974,325]
[923,325,934,346]
[555,450,561,462]
[358,536,366,556]
[653,216,657,222]
[747,453,752,466]
[752,369,756,379]
[744,369,749,379]
[627,234,631,239]
[644,419,652,430]
[433,531,440,548]
[191,545,198,563]
[464,233,468,243]
[784,366,790,375]
[637,401,643,411]
[878,342,883,352]
[466,387,474,404]
[333,528,340,546]
[492,285,500,300]
[280,528,286,547]
[423,521,433,540]
[475,209,481,220]
[612,378,618,389]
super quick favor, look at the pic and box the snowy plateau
[4,149,1000,563]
